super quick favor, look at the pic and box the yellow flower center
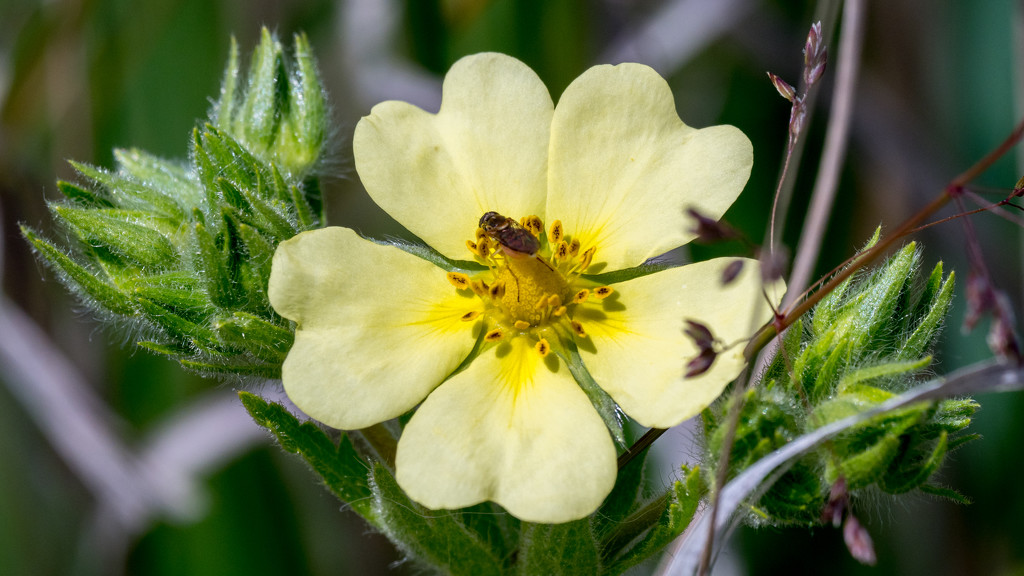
[450,212,614,356]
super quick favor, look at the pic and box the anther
[553,306,567,316]
[547,294,562,307]
[572,289,590,304]
[593,286,614,299]
[522,215,543,238]
[535,338,551,357]
[485,328,504,342]
[579,247,596,271]
[466,239,478,254]
[447,272,471,290]
[535,294,550,310]
[553,241,569,260]
[470,279,489,297]
[571,320,587,338]
[514,320,531,330]
[489,280,505,299]
[461,311,481,321]
[568,238,581,257]
[550,220,564,244]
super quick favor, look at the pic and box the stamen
[475,227,486,241]
[461,311,481,321]
[466,239,478,255]
[514,320,531,330]
[485,328,504,342]
[571,320,587,338]
[535,338,551,357]
[593,286,614,299]
[489,280,505,299]
[568,238,581,257]
[579,247,596,271]
[522,215,543,238]
[547,294,562,307]
[534,294,549,310]
[553,240,569,260]
[549,220,564,244]
[470,279,489,297]
[553,305,567,316]
[572,289,590,303]
[447,271,471,290]
[477,236,492,258]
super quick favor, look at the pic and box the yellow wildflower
[269,53,780,523]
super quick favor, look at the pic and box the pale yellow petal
[269,227,480,430]
[547,63,753,272]
[354,53,552,260]
[576,258,780,428]
[395,336,617,523]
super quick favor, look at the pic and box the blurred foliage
[2,0,1023,575]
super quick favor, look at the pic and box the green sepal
[124,272,210,323]
[582,259,678,285]
[879,430,948,494]
[900,267,955,359]
[137,298,219,350]
[69,161,187,221]
[238,391,378,522]
[368,462,503,576]
[213,36,240,131]
[179,358,279,379]
[561,339,626,448]
[602,465,706,575]
[113,148,200,207]
[241,27,284,152]
[214,312,293,364]
[52,205,178,270]
[836,356,933,393]
[194,221,239,308]
[57,180,113,207]
[517,519,600,576]
[20,226,137,316]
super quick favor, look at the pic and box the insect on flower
[478,211,541,256]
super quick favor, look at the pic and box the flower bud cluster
[21,29,326,379]
[703,237,977,526]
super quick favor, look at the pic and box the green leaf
[238,391,377,522]
[369,462,503,576]
[517,519,600,576]
[603,465,705,575]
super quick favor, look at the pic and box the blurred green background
[1,0,1021,574]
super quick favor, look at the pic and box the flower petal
[354,53,553,260]
[269,227,480,430]
[576,258,780,428]
[547,63,753,272]
[395,336,617,523]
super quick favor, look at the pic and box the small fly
[478,211,540,257]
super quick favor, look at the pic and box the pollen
[593,286,614,299]
[549,220,564,244]
[447,271,471,290]
[535,338,551,357]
